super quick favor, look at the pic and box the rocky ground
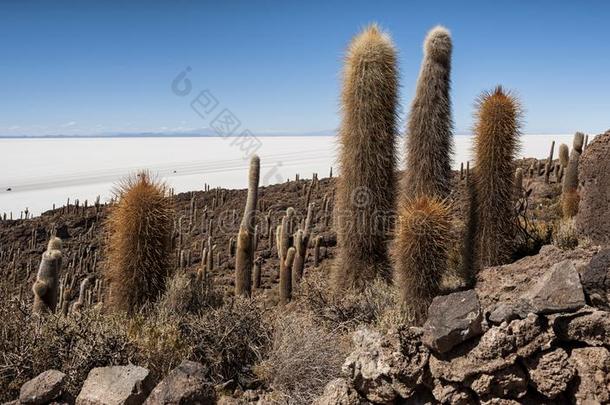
[1,132,609,405]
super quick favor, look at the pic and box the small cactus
[235,155,260,297]
[32,237,62,314]
[291,203,314,287]
[561,132,584,218]
[279,247,296,305]
[393,196,451,325]
[559,143,569,168]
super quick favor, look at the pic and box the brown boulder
[554,308,610,346]
[76,365,153,405]
[580,248,610,310]
[19,370,66,405]
[524,348,574,399]
[576,130,610,245]
[569,347,610,404]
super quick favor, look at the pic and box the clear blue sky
[1,0,608,136]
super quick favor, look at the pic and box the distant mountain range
[0,128,337,139]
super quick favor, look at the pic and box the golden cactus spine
[333,24,399,291]
[104,171,173,313]
[473,86,522,268]
[393,197,451,325]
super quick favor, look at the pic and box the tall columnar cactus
[562,132,584,218]
[559,143,569,168]
[32,237,62,314]
[291,203,314,287]
[393,196,451,324]
[333,24,398,291]
[473,86,522,268]
[279,247,296,305]
[404,26,454,199]
[235,155,260,297]
[105,171,173,313]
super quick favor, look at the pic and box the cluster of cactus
[292,203,314,287]
[32,237,63,314]
[561,132,584,218]
[235,155,260,297]
[104,171,174,313]
[333,24,399,291]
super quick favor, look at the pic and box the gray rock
[144,360,215,404]
[430,314,554,382]
[313,378,367,405]
[488,299,533,324]
[580,248,610,310]
[76,365,153,405]
[342,327,429,403]
[19,370,66,405]
[524,348,574,399]
[554,308,610,346]
[569,347,610,404]
[422,289,483,353]
[522,260,585,314]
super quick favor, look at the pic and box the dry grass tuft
[255,311,349,405]
[553,218,579,250]
[105,171,174,313]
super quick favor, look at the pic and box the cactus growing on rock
[404,26,454,199]
[32,237,63,314]
[105,171,173,313]
[235,155,260,297]
[393,196,451,325]
[333,24,398,291]
[473,86,522,268]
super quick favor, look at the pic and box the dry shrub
[299,270,397,331]
[182,297,271,385]
[255,311,349,405]
[159,270,223,315]
[105,171,174,313]
[0,298,133,401]
[553,218,579,250]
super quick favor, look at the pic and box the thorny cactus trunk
[235,155,260,297]
[562,132,584,218]
[473,86,522,268]
[404,26,454,200]
[333,24,399,291]
[32,237,63,314]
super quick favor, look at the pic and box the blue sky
[0,1,608,136]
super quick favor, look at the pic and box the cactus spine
[562,132,584,218]
[105,172,173,313]
[404,26,454,199]
[235,155,260,297]
[393,197,451,324]
[333,24,398,291]
[32,237,62,314]
[473,86,522,268]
